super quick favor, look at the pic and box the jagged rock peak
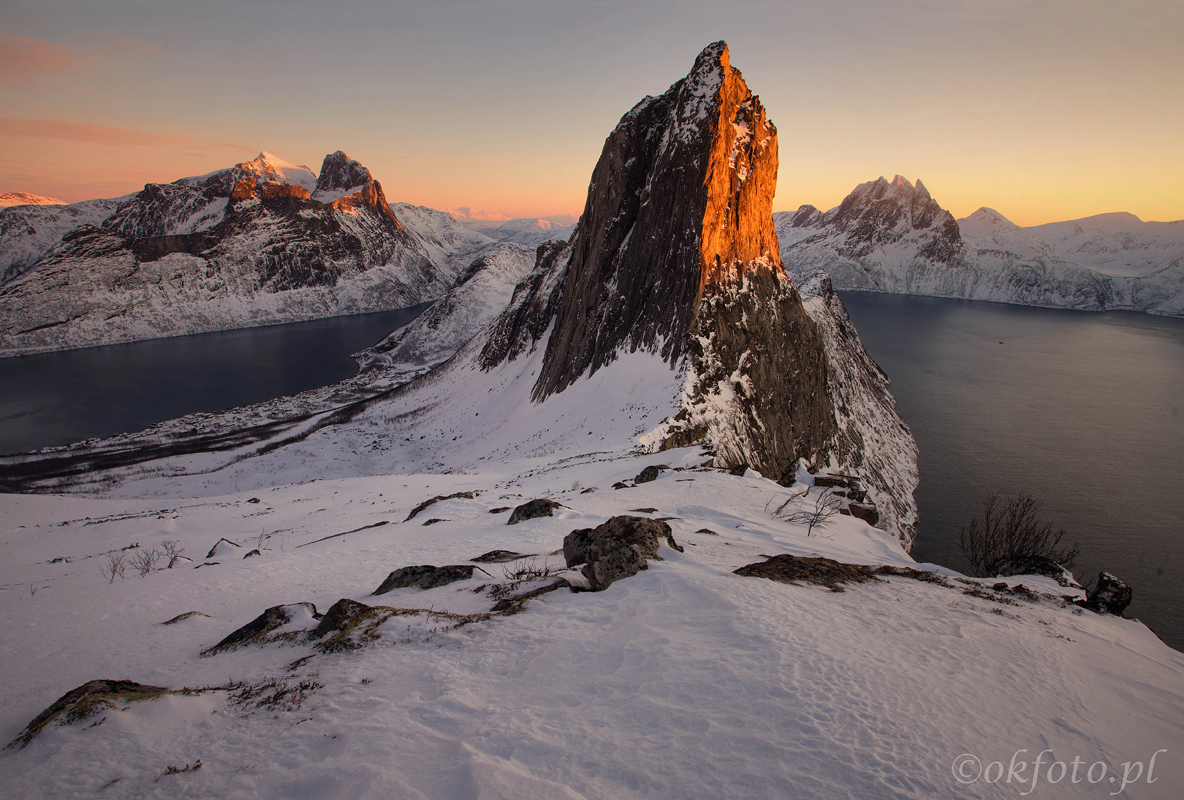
[533,40,782,400]
[315,151,373,196]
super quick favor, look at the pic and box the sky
[1,0,1181,226]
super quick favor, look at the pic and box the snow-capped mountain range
[776,176,1184,315]
[0,153,579,359]
[0,41,1178,800]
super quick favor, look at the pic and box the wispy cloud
[0,118,248,153]
[0,36,78,84]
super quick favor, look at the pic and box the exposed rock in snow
[776,179,1184,316]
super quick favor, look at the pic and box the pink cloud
[0,36,78,83]
[0,118,247,153]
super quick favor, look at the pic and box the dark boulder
[1083,572,1133,616]
[634,465,668,484]
[203,602,320,655]
[734,554,879,592]
[842,502,880,527]
[472,550,528,563]
[507,498,563,525]
[312,598,373,639]
[563,515,682,591]
[373,564,475,595]
[405,491,474,522]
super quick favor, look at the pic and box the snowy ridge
[0,196,128,284]
[0,192,66,207]
[354,242,537,381]
[776,179,1184,316]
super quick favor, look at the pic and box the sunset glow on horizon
[2,1,1181,228]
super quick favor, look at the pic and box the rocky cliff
[0,152,460,358]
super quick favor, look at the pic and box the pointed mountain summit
[527,41,834,484]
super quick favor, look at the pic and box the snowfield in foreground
[0,445,1180,799]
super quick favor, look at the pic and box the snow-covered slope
[483,217,577,247]
[390,202,495,274]
[0,153,466,358]
[1028,212,1184,278]
[0,192,66,207]
[0,196,128,284]
[776,179,1184,316]
[353,241,539,381]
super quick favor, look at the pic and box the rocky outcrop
[1084,572,1133,616]
[563,515,682,591]
[507,498,564,525]
[7,680,168,750]
[535,41,785,399]
[373,565,475,594]
[202,602,321,655]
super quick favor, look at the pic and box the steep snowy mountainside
[0,152,464,358]
[0,196,128,284]
[233,150,318,195]
[1027,212,1184,278]
[354,241,537,381]
[776,178,1184,316]
[390,202,495,272]
[957,206,1063,261]
[0,192,65,207]
[483,217,577,247]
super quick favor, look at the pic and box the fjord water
[842,293,1184,651]
[0,305,426,456]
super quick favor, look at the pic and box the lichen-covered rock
[507,498,563,525]
[563,515,682,591]
[8,679,168,750]
[373,565,475,594]
[202,602,320,655]
[734,553,879,592]
[405,491,475,522]
[1084,572,1133,616]
[312,598,373,639]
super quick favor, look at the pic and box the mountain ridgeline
[0,152,452,357]
[777,176,1184,316]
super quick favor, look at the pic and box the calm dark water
[841,292,1184,650]
[0,305,427,456]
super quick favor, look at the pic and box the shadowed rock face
[534,41,785,400]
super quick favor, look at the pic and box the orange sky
[2,2,1181,227]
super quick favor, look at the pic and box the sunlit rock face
[531,41,835,483]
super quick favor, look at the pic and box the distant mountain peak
[0,192,66,208]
